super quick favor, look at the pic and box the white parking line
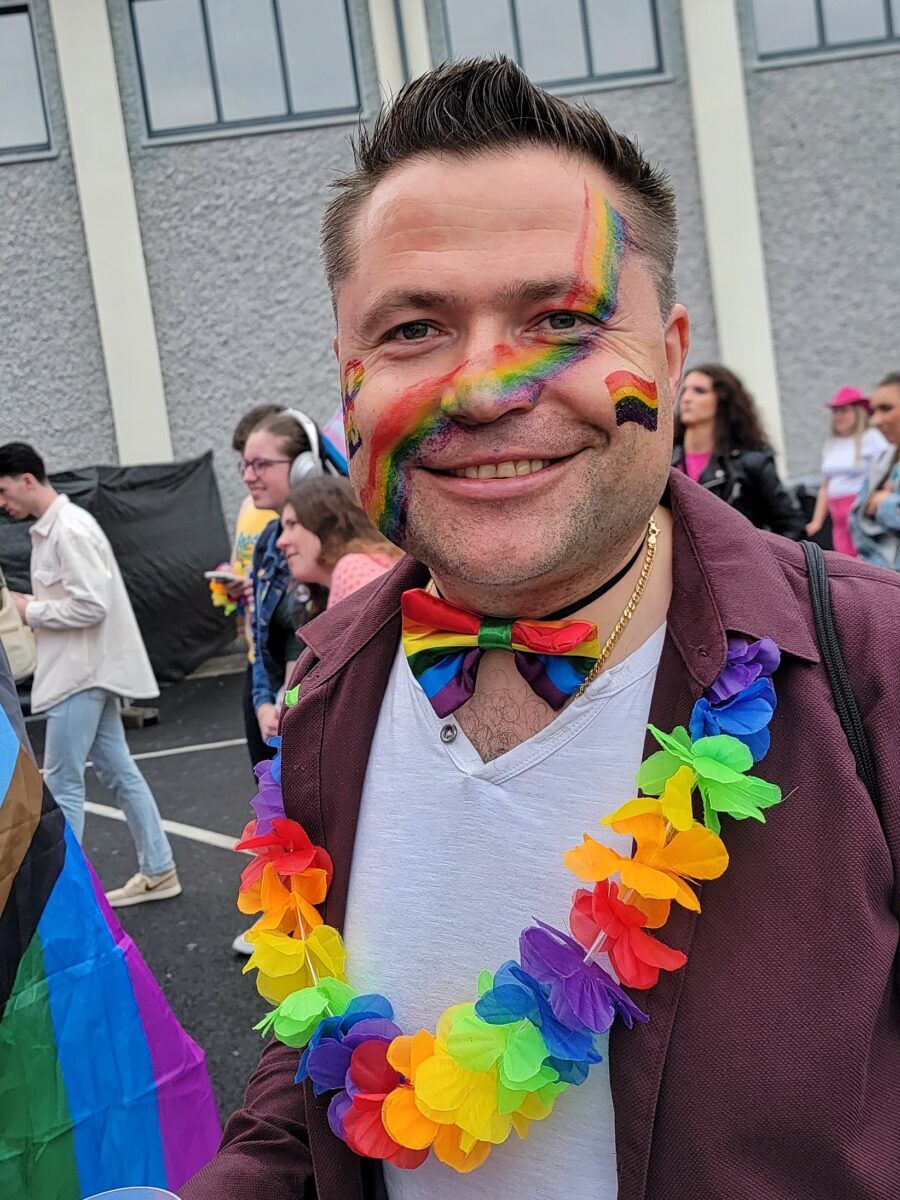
[79,735,248,769]
[130,736,248,763]
[84,801,240,851]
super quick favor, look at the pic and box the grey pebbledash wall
[743,46,900,475]
[0,0,117,470]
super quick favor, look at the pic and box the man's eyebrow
[356,289,466,338]
[356,277,593,338]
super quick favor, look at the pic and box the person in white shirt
[0,442,180,907]
[805,386,888,555]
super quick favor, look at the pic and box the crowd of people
[0,51,897,1200]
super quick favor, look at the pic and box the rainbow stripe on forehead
[360,187,626,541]
[568,188,626,321]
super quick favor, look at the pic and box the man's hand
[865,489,891,517]
[11,592,31,623]
[257,703,279,742]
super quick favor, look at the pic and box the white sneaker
[231,931,254,956]
[105,868,182,908]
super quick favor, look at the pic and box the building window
[752,0,899,58]
[0,4,50,157]
[130,0,361,137]
[437,0,662,88]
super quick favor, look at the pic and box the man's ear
[663,303,690,400]
[332,334,340,364]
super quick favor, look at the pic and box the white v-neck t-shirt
[342,623,667,1200]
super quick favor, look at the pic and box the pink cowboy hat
[827,386,870,412]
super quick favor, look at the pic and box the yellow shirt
[232,496,277,662]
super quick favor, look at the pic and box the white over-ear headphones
[284,409,324,484]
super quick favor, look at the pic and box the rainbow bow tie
[401,589,600,718]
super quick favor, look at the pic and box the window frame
[435,0,665,92]
[128,0,365,143]
[0,1,54,163]
[751,0,899,63]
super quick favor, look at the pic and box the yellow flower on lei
[242,924,346,1004]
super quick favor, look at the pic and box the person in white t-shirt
[805,386,887,555]
[0,441,180,907]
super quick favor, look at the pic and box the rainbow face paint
[358,189,626,542]
[605,370,659,432]
[341,359,365,460]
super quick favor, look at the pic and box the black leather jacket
[672,445,805,540]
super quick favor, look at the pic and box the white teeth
[452,459,551,479]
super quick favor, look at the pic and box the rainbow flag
[0,698,220,1198]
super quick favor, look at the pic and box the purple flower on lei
[251,738,285,834]
[295,994,399,1095]
[708,637,780,704]
[691,637,781,763]
[519,921,647,1035]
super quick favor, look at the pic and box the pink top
[327,552,396,608]
[684,451,711,483]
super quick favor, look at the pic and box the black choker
[545,536,646,620]
[431,530,648,620]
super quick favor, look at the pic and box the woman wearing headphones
[241,409,330,748]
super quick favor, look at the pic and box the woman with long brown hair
[673,363,805,538]
[276,477,403,607]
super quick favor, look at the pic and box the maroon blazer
[185,471,900,1200]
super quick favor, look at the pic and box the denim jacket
[250,520,290,711]
[850,446,900,571]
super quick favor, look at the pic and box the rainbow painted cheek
[605,370,659,432]
[341,359,365,460]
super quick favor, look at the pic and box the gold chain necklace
[572,517,659,700]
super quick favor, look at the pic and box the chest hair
[455,654,557,762]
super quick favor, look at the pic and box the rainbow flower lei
[237,635,782,1173]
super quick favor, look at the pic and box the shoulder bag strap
[801,540,883,813]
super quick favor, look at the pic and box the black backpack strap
[801,541,883,811]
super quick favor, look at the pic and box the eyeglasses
[237,458,291,478]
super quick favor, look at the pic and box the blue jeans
[43,687,175,876]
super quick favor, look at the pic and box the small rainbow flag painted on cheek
[606,370,659,432]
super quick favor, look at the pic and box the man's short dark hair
[322,56,677,314]
[0,442,48,483]
[231,404,286,454]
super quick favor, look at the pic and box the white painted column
[366,0,433,97]
[680,0,786,459]
[48,0,173,464]
[366,0,407,97]
[396,0,433,77]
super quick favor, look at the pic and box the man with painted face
[185,59,900,1200]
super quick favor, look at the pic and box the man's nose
[442,341,542,426]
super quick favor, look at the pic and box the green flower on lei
[636,726,782,835]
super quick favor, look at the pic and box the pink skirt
[828,493,858,557]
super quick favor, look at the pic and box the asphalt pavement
[28,668,265,1125]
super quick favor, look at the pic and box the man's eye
[389,321,435,342]
[541,312,593,332]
